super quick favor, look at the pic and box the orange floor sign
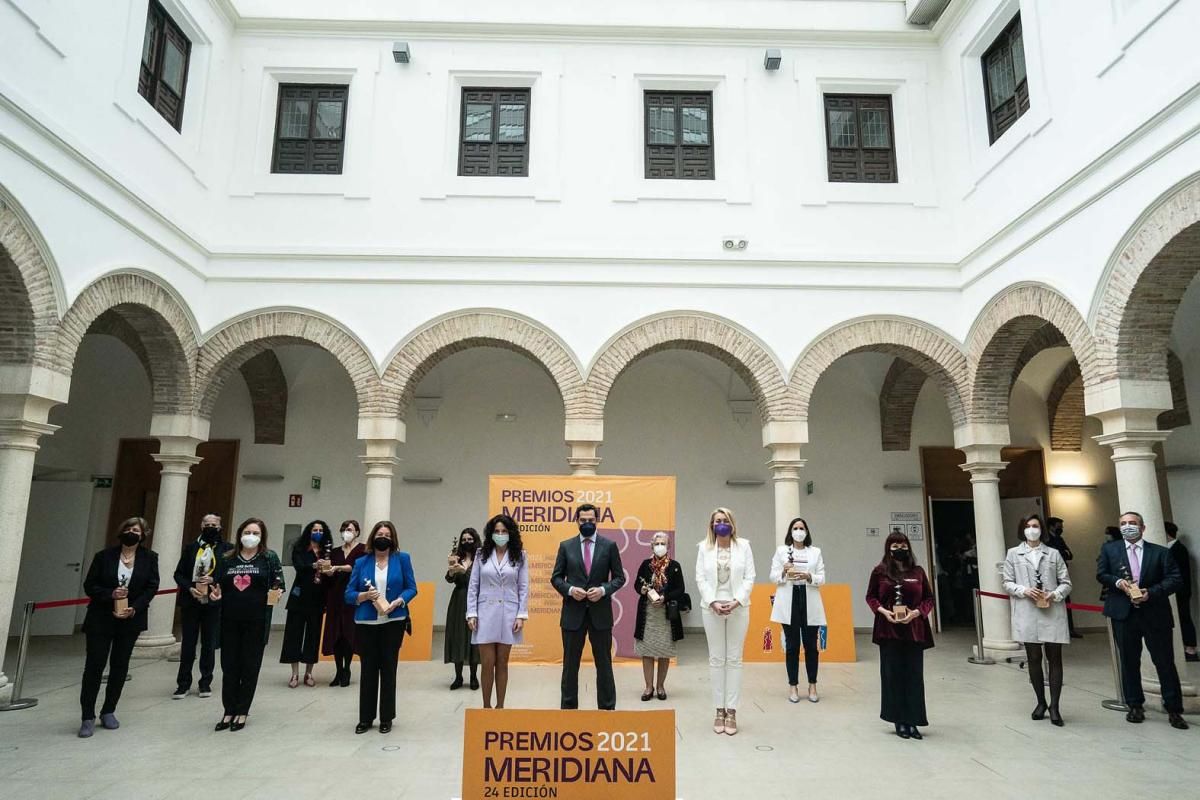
[317,580,435,662]
[743,583,857,663]
[462,708,675,800]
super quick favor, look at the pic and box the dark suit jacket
[1097,538,1181,627]
[550,535,626,631]
[1169,540,1193,600]
[82,545,160,634]
[173,538,232,610]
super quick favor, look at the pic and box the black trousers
[561,613,615,710]
[280,605,323,664]
[220,617,267,717]
[878,640,928,727]
[80,625,139,720]
[176,603,220,691]
[357,621,405,725]
[1113,613,1184,713]
[1175,593,1196,649]
[783,587,820,685]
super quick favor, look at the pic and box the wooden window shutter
[458,88,530,177]
[644,91,714,180]
[271,84,349,174]
[824,94,897,183]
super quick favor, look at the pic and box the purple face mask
[713,523,733,537]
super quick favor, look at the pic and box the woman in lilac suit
[466,514,529,709]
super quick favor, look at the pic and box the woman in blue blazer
[344,521,417,734]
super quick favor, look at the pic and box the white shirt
[356,558,399,626]
[117,559,133,587]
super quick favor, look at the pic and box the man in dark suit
[1165,522,1198,662]
[172,514,228,699]
[1097,511,1188,729]
[550,503,626,709]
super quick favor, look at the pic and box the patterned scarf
[650,553,670,588]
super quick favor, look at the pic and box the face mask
[891,549,910,561]
[579,522,597,537]
[342,530,357,543]
[1120,524,1140,541]
[201,525,221,543]
[653,544,668,558]
[713,523,733,537]
[241,534,261,549]
[119,531,141,547]
[1024,527,1041,542]
[791,529,805,542]
[373,537,392,552]
[492,533,510,548]
[311,531,323,542]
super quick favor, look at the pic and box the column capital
[761,420,808,449]
[151,452,203,476]
[567,439,602,476]
[1094,429,1170,462]
[766,458,806,482]
[360,453,401,473]
[0,418,59,451]
[357,415,406,444]
[1084,378,1172,427]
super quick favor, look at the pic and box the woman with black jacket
[633,531,685,701]
[280,520,330,688]
[78,516,160,738]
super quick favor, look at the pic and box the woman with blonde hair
[695,507,755,735]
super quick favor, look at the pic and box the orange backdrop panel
[318,580,435,662]
[462,708,676,800]
[743,583,857,663]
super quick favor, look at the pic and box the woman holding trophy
[345,521,418,734]
[209,517,285,732]
[77,517,160,737]
[1002,514,1072,726]
[466,515,529,710]
[769,517,826,704]
[322,519,365,687]
[633,531,686,702]
[865,531,934,740]
[444,527,481,690]
[280,519,331,688]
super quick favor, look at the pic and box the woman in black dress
[280,519,329,687]
[444,527,480,690]
[322,519,365,686]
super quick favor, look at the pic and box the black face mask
[578,522,597,537]
[891,549,911,561]
[201,526,221,543]
[373,538,392,552]
[119,531,141,547]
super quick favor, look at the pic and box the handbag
[668,592,693,621]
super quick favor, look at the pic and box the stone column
[763,421,808,545]
[956,425,1020,658]
[0,367,69,700]
[566,418,603,476]
[135,415,207,656]
[359,416,404,526]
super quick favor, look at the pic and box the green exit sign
[311,476,321,490]
[93,476,114,489]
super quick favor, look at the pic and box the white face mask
[1024,526,1041,542]
[652,544,668,557]
[1120,524,1141,541]
[792,529,805,542]
[492,533,510,548]
[342,530,357,543]
[240,533,261,549]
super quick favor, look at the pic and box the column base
[131,634,179,659]
[0,673,10,704]
[980,638,1022,661]
[1143,678,1200,714]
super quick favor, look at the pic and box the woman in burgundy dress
[866,531,935,740]
[322,520,366,686]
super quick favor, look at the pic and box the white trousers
[701,605,750,710]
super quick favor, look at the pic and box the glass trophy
[1034,572,1050,608]
[192,545,214,602]
[365,579,391,614]
[892,582,908,618]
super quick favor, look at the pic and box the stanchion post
[1101,617,1128,712]
[0,601,39,711]
[967,589,995,665]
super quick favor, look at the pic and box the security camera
[392,42,410,64]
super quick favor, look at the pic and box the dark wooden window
[644,91,714,180]
[138,0,191,131]
[271,84,349,174]
[982,13,1029,144]
[823,94,897,183]
[457,88,531,176]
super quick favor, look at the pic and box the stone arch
[0,192,62,369]
[1093,174,1200,382]
[1159,350,1191,430]
[382,310,585,422]
[792,317,969,425]
[1047,360,1084,451]
[197,310,383,419]
[584,312,792,423]
[966,283,1098,425]
[57,272,198,414]
[879,358,929,451]
[239,350,288,445]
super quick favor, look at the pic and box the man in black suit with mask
[551,503,626,709]
[1097,511,1188,730]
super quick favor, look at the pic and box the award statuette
[192,545,215,602]
[365,579,391,615]
[266,578,283,606]
[1120,564,1144,601]
[1034,571,1050,609]
[114,575,129,614]
[313,535,333,585]
[891,582,908,618]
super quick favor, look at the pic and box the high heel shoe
[713,710,726,734]
[895,722,910,739]
[1049,707,1064,727]
[450,676,464,690]
[230,719,246,732]
[329,672,342,687]
[907,725,923,740]
[214,718,232,732]
[1031,701,1047,720]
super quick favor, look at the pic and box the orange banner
[318,580,435,662]
[461,708,675,800]
[488,475,676,663]
[743,583,857,663]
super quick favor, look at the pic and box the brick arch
[0,193,62,368]
[383,311,585,422]
[584,313,792,422]
[791,317,968,425]
[966,283,1098,425]
[1159,350,1191,430]
[1093,175,1200,382]
[57,272,197,415]
[1047,360,1084,451]
[239,350,288,445]
[197,310,383,419]
[879,358,929,452]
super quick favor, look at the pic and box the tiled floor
[1,628,1196,799]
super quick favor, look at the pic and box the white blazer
[769,544,827,626]
[695,538,755,610]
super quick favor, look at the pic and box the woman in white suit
[770,517,826,703]
[696,507,755,736]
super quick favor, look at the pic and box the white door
[11,481,95,636]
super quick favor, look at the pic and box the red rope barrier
[976,589,1103,613]
[32,587,178,611]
